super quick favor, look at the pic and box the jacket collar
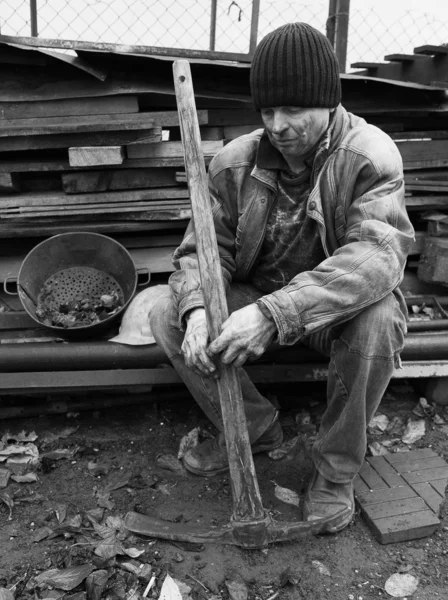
[251,104,349,190]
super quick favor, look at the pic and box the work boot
[303,468,354,533]
[183,418,283,476]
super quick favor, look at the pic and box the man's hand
[181,308,217,378]
[207,303,277,368]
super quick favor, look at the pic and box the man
[150,22,414,532]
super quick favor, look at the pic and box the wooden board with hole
[354,449,447,543]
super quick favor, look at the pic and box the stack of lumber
[1,36,448,295]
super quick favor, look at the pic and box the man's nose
[272,111,288,134]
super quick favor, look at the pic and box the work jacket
[169,105,415,346]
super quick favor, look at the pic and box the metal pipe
[326,0,337,46]
[1,332,448,373]
[248,0,260,56]
[334,0,350,73]
[0,341,166,372]
[209,0,217,51]
[408,320,448,332]
[30,0,38,37]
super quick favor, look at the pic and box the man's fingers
[232,353,249,368]
[207,330,233,356]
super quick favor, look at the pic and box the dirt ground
[0,379,447,600]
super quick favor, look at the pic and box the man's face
[260,106,332,160]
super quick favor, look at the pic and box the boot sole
[303,501,355,533]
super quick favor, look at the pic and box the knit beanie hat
[250,22,341,110]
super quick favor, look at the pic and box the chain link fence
[0,0,447,68]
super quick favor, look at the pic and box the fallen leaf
[41,591,64,599]
[0,469,11,488]
[268,436,300,460]
[384,573,419,597]
[0,443,39,463]
[11,473,39,483]
[386,416,405,436]
[124,547,145,559]
[84,507,105,522]
[105,515,126,531]
[172,578,191,600]
[40,448,78,461]
[402,419,426,445]
[311,560,331,576]
[2,431,37,444]
[102,470,132,493]
[35,565,95,591]
[55,503,68,524]
[41,427,78,447]
[413,397,434,418]
[369,441,390,456]
[434,413,445,425]
[177,427,200,460]
[0,490,14,519]
[85,569,108,600]
[159,574,183,600]
[225,578,248,600]
[32,526,54,543]
[273,482,300,507]
[156,454,188,477]
[0,588,14,600]
[368,414,389,434]
[94,534,126,560]
[87,461,110,477]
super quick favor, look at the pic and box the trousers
[149,282,407,483]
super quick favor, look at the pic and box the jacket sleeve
[258,130,415,345]
[168,168,238,326]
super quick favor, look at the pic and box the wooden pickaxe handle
[173,59,266,524]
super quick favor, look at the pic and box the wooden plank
[0,110,207,137]
[0,156,212,173]
[69,146,124,167]
[0,95,139,120]
[393,456,447,473]
[418,236,448,284]
[0,312,37,330]
[0,220,189,237]
[406,196,448,210]
[366,456,405,487]
[384,53,428,62]
[397,140,448,164]
[414,45,448,56]
[368,509,439,544]
[126,140,223,159]
[401,466,448,485]
[0,173,20,193]
[0,206,191,219]
[411,482,445,513]
[0,129,161,152]
[363,497,426,520]
[5,200,190,215]
[356,485,417,506]
[224,125,261,139]
[130,247,176,273]
[0,188,189,208]
[205,109,263,126]
[385,448,438,464]
[358,462,388,490]
[62,168,179,193]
